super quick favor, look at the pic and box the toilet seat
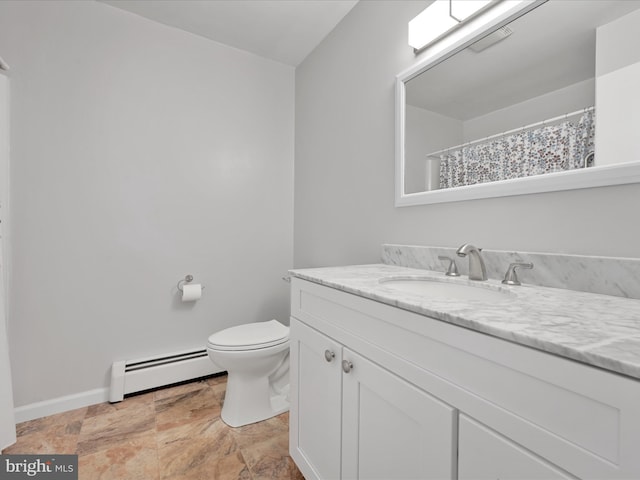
[207,319,289,351]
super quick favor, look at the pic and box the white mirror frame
[395,0,640,207]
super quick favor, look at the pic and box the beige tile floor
[2,374,304,480]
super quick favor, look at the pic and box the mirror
[396,0,640,206]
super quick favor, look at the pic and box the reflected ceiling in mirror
[396,0,640,206]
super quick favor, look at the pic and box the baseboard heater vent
[110,348,222,402]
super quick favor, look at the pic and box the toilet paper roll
[181,284,202,302]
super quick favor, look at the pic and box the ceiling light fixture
[408,0,495,52]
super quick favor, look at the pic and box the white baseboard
[14,388,110,424]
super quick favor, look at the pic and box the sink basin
[379,277,515,302]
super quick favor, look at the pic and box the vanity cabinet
[290,318,456,480]
[289,277,640,480]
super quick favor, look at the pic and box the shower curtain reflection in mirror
[435,108,595,189]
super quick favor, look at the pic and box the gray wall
[294,0,640,269]
[0,1,294,407]
[405,105,462,194]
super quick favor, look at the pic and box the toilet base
[220,375,290,427]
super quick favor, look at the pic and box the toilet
[206,319,290,427]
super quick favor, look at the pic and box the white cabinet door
[289,318,343,480]
[458,415,575,480]
[341,349,457,480]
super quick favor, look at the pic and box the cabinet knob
[342,360,353,373]
[324,350,335,362]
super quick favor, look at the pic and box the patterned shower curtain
[439,109,595,189]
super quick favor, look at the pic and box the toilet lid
[207,319,289,351]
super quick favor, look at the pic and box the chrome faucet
[456,243,487,281]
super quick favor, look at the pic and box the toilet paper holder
[177,275,205,292]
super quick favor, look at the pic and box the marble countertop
[290,264,640,381]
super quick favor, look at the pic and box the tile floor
[2,374,304,480]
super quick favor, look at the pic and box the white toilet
[206,319,290,427]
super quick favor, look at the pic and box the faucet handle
[502,262,533,286]
[438,256,460,277]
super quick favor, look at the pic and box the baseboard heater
[109,348,223,402]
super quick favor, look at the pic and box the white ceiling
[99,0,359,67]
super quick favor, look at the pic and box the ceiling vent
[469,26,513,53]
